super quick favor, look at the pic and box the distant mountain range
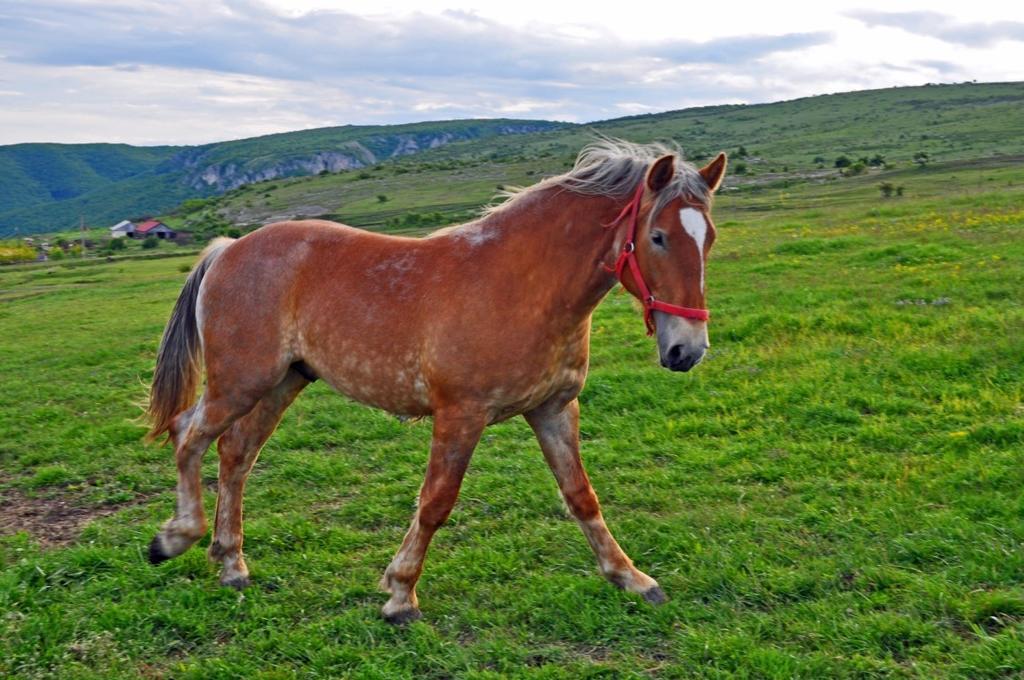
[0,120,565,236]
[3,81,1023,237]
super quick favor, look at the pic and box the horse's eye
[651,231,666,248]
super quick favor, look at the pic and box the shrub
[0,241,36,264]
[141,237,159,249]
[843,162,867,177]
[179,198,211,214]
[377,194,388,203]
[733,162,748,175]
[913,151,930,167]
[384,211,451,230]
[49,247,66,260]
[107,238,126,251]
[835,156,852,168]
[879,182,895,198]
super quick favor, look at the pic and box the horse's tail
[146,237,235,443]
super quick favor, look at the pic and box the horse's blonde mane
[481,137,712,223]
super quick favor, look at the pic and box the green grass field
[1,156,1023,677]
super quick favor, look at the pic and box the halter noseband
[604,183,710,335]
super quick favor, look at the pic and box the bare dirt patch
[0,484,150,548]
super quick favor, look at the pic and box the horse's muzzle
[661,345,705,372]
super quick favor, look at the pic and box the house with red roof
[135,220,177,239]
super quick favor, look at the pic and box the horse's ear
[646,154,675,193]
[700,152,727,192]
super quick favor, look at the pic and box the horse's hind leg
[149,395,256,564]
[380,408,486,624]
[207,369,310,588]
[525,398,666,605]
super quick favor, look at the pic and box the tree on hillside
[913,151,931,168]
[879,182,895,198]
[835,155,852,168]
[843,162,867,177]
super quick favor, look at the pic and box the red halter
[604,183,710,335]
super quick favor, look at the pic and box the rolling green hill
[0,119,565,236]
[4,81,1022,240]
[0,144,178,218]
[205,81,1024,233]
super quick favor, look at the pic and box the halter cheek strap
[604,183,710,335]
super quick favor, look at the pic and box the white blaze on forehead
[679,207,707,292]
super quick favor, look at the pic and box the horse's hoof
[383,607,422,625]
[642,586,668,606]
[221,575,251,590]
[148,535,170,565]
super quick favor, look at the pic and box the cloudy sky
[1,0,1022,146]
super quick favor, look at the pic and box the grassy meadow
[1,156,1023,678]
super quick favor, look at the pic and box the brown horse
[146,139,726,623]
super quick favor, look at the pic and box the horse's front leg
[525,398,666,604]
[380,407,486,624]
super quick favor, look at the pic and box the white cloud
[847,10,1024,47]
[0,0,1020,145]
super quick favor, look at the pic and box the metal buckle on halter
[623,241,635,253]
[645,295,656,304]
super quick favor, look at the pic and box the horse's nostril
[667,345,684,362]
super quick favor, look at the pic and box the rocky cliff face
[177,124,553,192]
[187,149,371,191]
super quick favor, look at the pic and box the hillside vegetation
[4,82,1022,239]
[204,81,1024,233]
[0,119,564,236]
[0,144,177,219]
